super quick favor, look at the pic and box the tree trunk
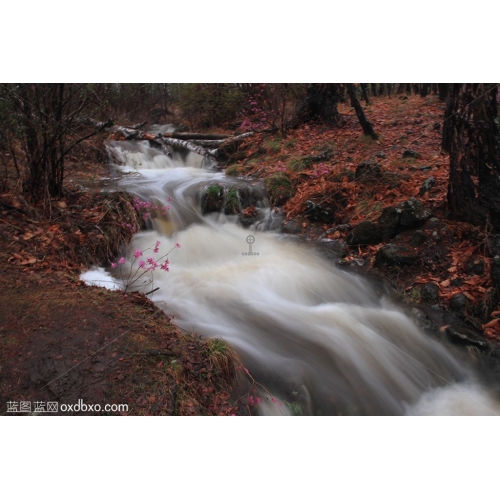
[441,89,455,152]
[346,84,378,140]
[438,83,449,102]
[447,83,500,231]
[420,84,430,97]
[360,84,370,104]
[294,84,341,126]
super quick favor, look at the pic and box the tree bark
[438,83,449,102]
[447,83,500,231]
[294,84,341,126]
[346,84,378,140]
[420,84,430,97]
[360,84,370,104]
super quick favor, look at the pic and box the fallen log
[91,118,255,160]
[158,137,217,157]
[164,132,231,140]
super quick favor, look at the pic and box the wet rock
[419,282,439,303]
[308,146,334,162]
[375,244,418,266]
[346,221,381,246]
[305,200,335,224]
[319,224,352,239]
[433,122,441,131]
[409,230,428,247]
[418,166,432,172]
[419,176,435,195]
[316,240,348,260]
[466,259,485,276]
[402,149,422,159]
[375,152,386,159]
[399,197,431,227]
[378,206,403,239]
[410,308,438,333]
[449,293,467,311]
[238,214,259,228]
[337,257,366,267]
[443,326,489,351]
[450,277,464,287]
[355,159,381,180]
[280,221,302,234]
[377,197,431,239]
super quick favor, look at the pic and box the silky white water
[97,138,500,415]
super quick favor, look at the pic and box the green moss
[201,184,224,213]
[265,173,294,205]
[287,156,312,172]
[225,165,240,176]
[224,187,240,215]
[264,138,282,154]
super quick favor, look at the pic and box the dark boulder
[378,206,403,239]
[449,293,467,311]
[443,326,489,351]
[402,149,422,159]
[355,159,381,180]
[346,221,381,246]
[305,200,335,224]
[409,230,428,247]
[466,259,485,276]
[375,244,418,266]
[399,197,431,227]
[419,282,440,303]
[377,197,431,239]
[280,221,302,235]
[316,239,348,260]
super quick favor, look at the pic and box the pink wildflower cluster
[241,84,268,131]
[133,196,170,221]
[236,365,278,408]
[110,240,181,291]
[311,163,330,178]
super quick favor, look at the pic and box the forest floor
[1,92,500,416]
[230,93,500,345]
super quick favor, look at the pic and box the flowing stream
[84,134,500,416]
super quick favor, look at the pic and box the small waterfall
[92,135,500,416]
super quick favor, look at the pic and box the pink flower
[160,261,169,272]
[256,397,261,404]
[134,250,143,259]
[153,241,161,253]
[111,262,117,268]
[138,260,146,269]
[175,243,181,248]
[118,257,126,265]
[167,196,172,202]
[147,257,158,270]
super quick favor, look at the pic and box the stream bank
[0,169,246,415]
